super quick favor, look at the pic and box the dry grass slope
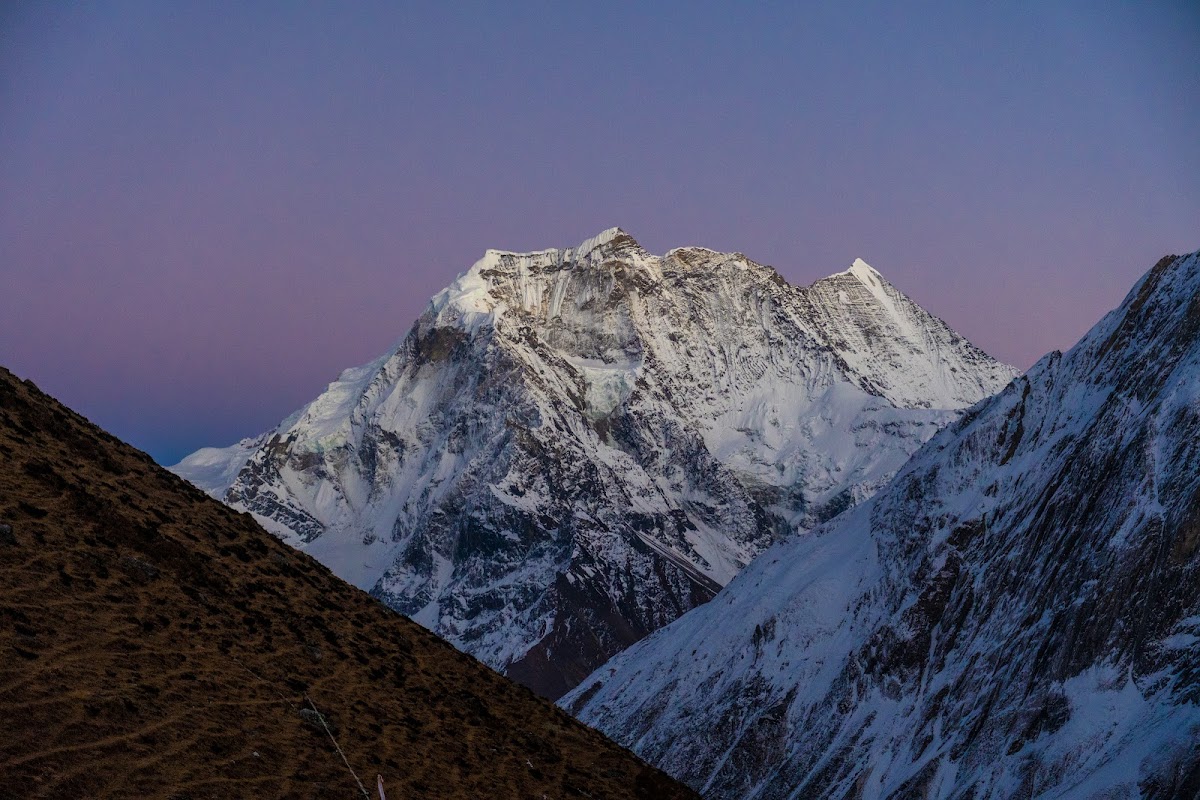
[0,368,698,800]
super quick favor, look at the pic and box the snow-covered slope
[173,228,1015,697]
[564,251,1200,798]
[171,433,268,497]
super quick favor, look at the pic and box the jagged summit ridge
[173,229,1016,698]
[566,249,1200,798]
[427,227,647,325]
[484,225,635,261]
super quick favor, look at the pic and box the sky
[2,1,1198,465]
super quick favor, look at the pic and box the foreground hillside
[566,251,1200,799]
[0,368,695,799]
[175,228,1014,697]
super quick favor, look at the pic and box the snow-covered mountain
[564,251,1200,798]
[172,228,1015,697]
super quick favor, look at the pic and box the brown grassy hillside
[0,368,697,800]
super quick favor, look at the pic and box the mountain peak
[846,257,883,284]
[431,228,645,326]
[175,231,1017,699]
[576,226,638,256]
[818,258,886,288]
[566,249,1200,798]
[480,227,641,263]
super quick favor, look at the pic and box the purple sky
[2,2,1198,465]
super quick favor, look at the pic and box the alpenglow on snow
[173,228,1017,697]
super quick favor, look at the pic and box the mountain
[564,251,1200,799]
[173,228,1016,698]
[0,367,696,799]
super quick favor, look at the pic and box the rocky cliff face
[173,228,1015,697]
[565,251,1200,798]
